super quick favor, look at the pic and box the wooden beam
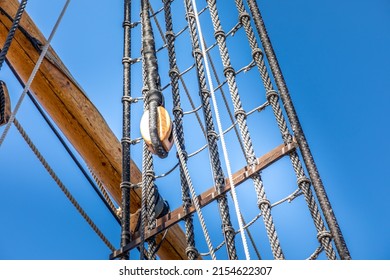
[0,0,188,260]
[110,140,298,259]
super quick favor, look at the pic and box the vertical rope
[0,0,28,71]
[204,0,284,259]
[120,0,132,260]
[172,127,216,260]
[184,0,237,260]
[140,1,158,258]
[190,0,251,261]
[246,0,350,259]
[162,0,198,260]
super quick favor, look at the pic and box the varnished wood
[110,140,298,258]
[0,0,188,260]
[140,106,174,154]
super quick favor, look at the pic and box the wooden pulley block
[0,81,11,127]
[140,106,174,155]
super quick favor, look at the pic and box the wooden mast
[0,0,188,260]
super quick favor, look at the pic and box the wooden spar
[0,0,188,260]
[111,140,298,259]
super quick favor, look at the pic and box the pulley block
[140,106,174,156]
[0,81,11,127]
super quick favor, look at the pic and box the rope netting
[119,0,341,260]
[0,0,349,260]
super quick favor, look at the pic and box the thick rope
[234,0,336,259]
[13,118,115,252]
[0,0,71,147]
[120,0,132,260]
[0,0,28,71]
[246,0,350,260]
[184,0,237,260]
[140,5,158,257]
[190,0,250,260]
[172,126,216,260]
[204,0,284,259]
[162,0,198,260]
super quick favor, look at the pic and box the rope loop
[185,11,195,21]
[266,90,279,102]
[192,48,203,59]
[185,246,199,258]
[239,11,251,24]
[234,108,247,120]
[214,29,226,41]
[176,150,188,161]
[257,199,271,210]
[317,231,333,243]
[251,48,263,60]
[201,88,211,98]
[297,176,311,187]
[145,169,156,179]
[223,66,236,78]
[165,30,175,39]
[168,67,180,79]
[122,20,131,28]
[173,106,184,118]
[207,130,218,142]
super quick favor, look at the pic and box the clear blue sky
[0,0,389,260]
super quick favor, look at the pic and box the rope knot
[185,11,195,21]
[297,176,311,187]
[239,12,251,24]
[201,89,211,98]
[192,48,203,58]
[165,30,175,39]
[168,67,180,78]
[317,231,332,243]
[173,106,184,118]
[120,181,132,189]
[176,150,188,161]
[122,56,132,65]
[222,224,235,235]
[185,246,199,259]
[257,199,271,210]
[145,170,156,179]
[251,48,263,60]
[234,108,247,120]
[223,66,236,78]
[266,90,279,102]
[214,29,226,41]
[207,130,218,142]
[122,20,131,28]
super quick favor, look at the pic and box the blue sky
[0,0,389,260]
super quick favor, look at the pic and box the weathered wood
[0,0,188,260]
[110,140,298,258]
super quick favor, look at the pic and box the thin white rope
[190,0,251,260]
[0,0,71,147]
[172,127,216,260]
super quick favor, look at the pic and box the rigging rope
[140,1,158,258]
[246,0,350,260]
[234,0,336,259]
[13,118,115,252]
[120,0,132,260]
[203,0,285,259]
[162,0,198,260]
[185,0,237,260]
[172,126,216,260]
[0,0,71,148]
[189,0,250,260]
[0,0,28,71]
